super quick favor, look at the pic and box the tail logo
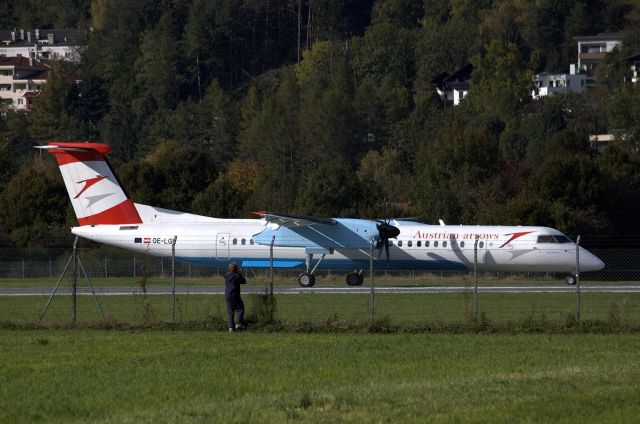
[74,175,108,199]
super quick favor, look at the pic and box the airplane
[37,142,605,287]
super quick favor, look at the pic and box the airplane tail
[39,142,142,226]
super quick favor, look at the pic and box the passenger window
[388,240,393,245]
[241,238,246,245]
[408,241,412,247]
[232,238,237,245]
[250,239,254,245]
[398,240,403,247]
[460,241,465,248]
[434,241,439,247]
[443,241,447,247]
[479,241,484,248]
[417,241,422,247]
[425,241,430,247]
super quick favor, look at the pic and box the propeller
[376,220,400,260]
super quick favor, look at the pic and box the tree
[411,124,501,224]
[118,140,216,210]
[356,147,410,217]
[0,156,70,245]
[466,40,534,120]
[295,161,361,216]
[28,61,75,142]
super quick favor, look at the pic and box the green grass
[0,273,624,288]
[1,331,639,423]
[2,292,640,328]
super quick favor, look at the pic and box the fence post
[72,237,78,325]
[269,236,275,296]
[22,259,25,279]
[161,258,164,278]
[172,236,177,323]
[104,257,107,278]
[576,235,581,322]
[474,238,478,322]
[370,239,375,321]
[49,257,52,278]
[133,257,136,278]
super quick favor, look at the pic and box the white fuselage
[71,207,604,274]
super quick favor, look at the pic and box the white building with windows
[0,28,82,62]
[574,33,623,88]
[0,57,49,111]
[532,71,587,99]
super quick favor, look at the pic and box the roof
[15,69,49,80]
[0,56,48,68]
[0,28,82,46]
[430,63,473,89]
[573,32,624,41]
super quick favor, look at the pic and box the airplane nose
[581,249,605,271]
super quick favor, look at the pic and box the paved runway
[2,285,640,296]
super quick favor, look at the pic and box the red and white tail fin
[39,142,142,226]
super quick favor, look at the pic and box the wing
[252,211,336,228]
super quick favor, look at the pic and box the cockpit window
[537,235,556,243]
[553,235,572,243]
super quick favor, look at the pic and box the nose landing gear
[565,274,578,285]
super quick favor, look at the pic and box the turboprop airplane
[38,142,604,287]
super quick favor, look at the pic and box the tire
[346,273,364,286]
[565,274,577,286]
[298,272,316,288]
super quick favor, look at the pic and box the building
[0,57,49,111]
[532,71,587,99]
[432,63,473,106]
[574,32,623,88]
[0,28,82,62]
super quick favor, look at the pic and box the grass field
[2,291,640,329]
[0,272,613,288]
[1,331,639,423]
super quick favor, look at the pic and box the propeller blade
[376,222,400,240]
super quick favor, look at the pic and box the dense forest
[1,0,640,246]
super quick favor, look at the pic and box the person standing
[224,262,246,332]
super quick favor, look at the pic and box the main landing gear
[346,271,364,286]
[296,252,366,288]
[297,272,316,288]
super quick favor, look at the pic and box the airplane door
[475,239,489,264]
[216,233,230,259]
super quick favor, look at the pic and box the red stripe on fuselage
[77,199,143,226]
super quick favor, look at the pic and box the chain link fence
[1,235,639,327]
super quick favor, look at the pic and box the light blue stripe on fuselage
[178,257,468,271]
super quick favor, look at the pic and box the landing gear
[297,272,316,288]
[346,272,364,286]
[297,252,325,288]
[565,274,578,285]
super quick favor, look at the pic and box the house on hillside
[532,71,586,99]
[432,63,473,106]
[0,28,82,62]
[0,57,49,111]
[574,32,623,88]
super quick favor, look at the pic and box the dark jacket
[224,271,246,298]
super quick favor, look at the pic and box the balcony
[578,52,606,61]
